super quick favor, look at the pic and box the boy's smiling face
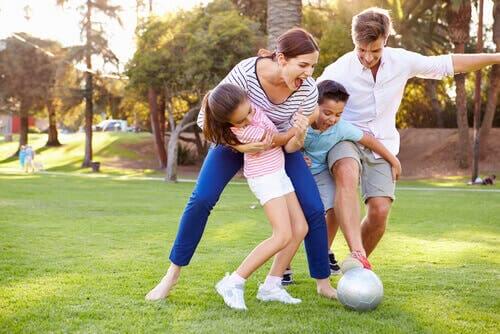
[315,99,345,131]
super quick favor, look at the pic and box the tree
[480,0,500,141]
[446,0,472,169]
[126,0,264,181]
[57,0,122,167]
[472,0,484,181]
[267,0,302,49]
[0,34,58,151]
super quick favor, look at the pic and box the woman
[147,28,336,301]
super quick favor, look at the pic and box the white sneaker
[215,274,247,310]
[256,283,301,304]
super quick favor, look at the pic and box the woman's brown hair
[258,28,319,60]
[203,83,247,146]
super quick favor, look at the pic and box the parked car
[93,120,130,132]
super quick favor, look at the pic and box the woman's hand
[233,132,273,153]
[293,112,309,134]
[390,157,402,181]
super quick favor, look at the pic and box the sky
[0,0,495,74]
[0,0,210,72]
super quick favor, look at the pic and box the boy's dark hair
[317,80,350,104]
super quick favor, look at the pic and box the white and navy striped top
[197,57,319,133]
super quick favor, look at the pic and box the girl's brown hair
[258,28,319,60]
[203,83,247,146]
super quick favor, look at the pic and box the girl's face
[228,99,253,128]
[277,51,319,91]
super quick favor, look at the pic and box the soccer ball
[337,268,383,311]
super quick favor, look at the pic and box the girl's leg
[284,151,336,298]
[268,192,308,278]
[146,146,243,301]
[234,196,293,279]
[216,196,296,309]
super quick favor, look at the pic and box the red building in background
[11,116,36,133]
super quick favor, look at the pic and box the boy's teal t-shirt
[303,119,363,175]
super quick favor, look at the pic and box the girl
[147,28,337,302]
[204,83,308,310]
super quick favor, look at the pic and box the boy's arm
[357,133,402,180]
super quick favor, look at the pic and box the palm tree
[480,0,499,141]
[266,0,302,49]
[472,0,484,182]
[56,0,121,168]
[446,0,472,169]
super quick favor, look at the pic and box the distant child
[302,80,401,274]
[19,145,26,170]
[24,145,35,173]
[203,83,308,310]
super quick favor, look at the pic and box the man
[317,7,500,267]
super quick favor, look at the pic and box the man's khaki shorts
[327,141,396,203]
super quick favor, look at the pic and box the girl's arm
[357,133,402,180]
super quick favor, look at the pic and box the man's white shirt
[317,47,454,158]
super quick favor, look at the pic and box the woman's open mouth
[294,78,304,89]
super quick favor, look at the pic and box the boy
[282,80,402,285]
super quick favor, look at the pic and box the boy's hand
[391,158,402,181]
[303,155,312,167]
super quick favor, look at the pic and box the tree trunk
[471,0,484,182]
[193,126,207,162]
[425,80,444,127]
[158,92,166,149]
[46,100,61,147]
[148,87,167,168]
[455,71,470,169]
[19,100,29,148]
[166,127,180,182]
[480,1,499,140]
[267,0,302,49]
[82,0,93,168]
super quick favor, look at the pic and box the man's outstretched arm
[452,53,500,74]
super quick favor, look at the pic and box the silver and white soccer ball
[337,268,384,311]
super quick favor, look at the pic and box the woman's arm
[357,133,402,180]
[231,132,273,153]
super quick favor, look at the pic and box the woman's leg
[146,145,243,300]
[235,196,292,279]
[284,151,336,298]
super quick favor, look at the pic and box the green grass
[0,173,499,333]
[0,133,160,176]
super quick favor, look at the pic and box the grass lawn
[0,173,499,333]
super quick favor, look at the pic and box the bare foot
[316,278,337,299]
[145,264,181,301]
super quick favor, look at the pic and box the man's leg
[359,146,396,257]
[361,197,392,256]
